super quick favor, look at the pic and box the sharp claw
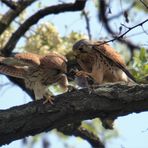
[43,96,54,104]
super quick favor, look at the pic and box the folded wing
[93,42,136,82]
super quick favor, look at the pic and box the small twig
[0,0,16,9]
[123,29,148,39]
[121,23,131,29]
[141,25,148,35]
[95,18,148,47]
[82,10,92,40]
[119,19,148,38]
[99,0,146,59]
[108,2,136,21]
[140,0,148,9]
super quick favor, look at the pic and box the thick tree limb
[1,0,87,56]
[0,83,147,146]
[0,0,36,36]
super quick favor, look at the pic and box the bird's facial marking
[73,39,92,54]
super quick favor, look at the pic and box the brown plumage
[72,39,136,85]
[0,52,68,103]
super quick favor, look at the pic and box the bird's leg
[43,89,54,104]
[33,82,54,104]
[57,74,69,92]
[57,73,77,92]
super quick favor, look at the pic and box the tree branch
[140,0,148,9]
[74,127,105,148]
[93,19,148,47]
[1,0,87,56]
[0,0,17,9]
[0,0,36,36]
[99,0,143,57]
[108,2,136,20]
[82,10,92,40]
[57,121,105,147]
[0,83,147,146]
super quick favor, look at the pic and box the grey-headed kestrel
[72,39,136,85]
[0,52,68,104]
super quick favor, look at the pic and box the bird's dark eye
[78,47,87,53]
[79,48,83,51]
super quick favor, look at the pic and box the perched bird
[72,39,136,85]
[0,52,68,104]
[72,39,136,129]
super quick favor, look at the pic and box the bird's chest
[26,67,61,86]
[24,67,44,88]
[78,53,95,72]
[78,52,114,72]
[93,52,114,71]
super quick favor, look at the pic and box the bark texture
[0,83,148,146]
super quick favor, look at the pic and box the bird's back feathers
[93,42,136,82]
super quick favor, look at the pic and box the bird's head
[72,39,93,55]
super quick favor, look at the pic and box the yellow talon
[43,96,54,104]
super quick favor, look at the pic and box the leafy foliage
[82,119,118,143]
[131,48,148,83]
[0,15,14,49]
[24,22,87,58]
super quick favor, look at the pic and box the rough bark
[0,83,148,146]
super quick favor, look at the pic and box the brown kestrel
[0,52,68,104]
[72,39,136,85]
[73,39,136,129]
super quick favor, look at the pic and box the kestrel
[0,52,68,104]
[72,39,136,85]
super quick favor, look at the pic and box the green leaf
[144,64,148,72]
[139,48,146,61]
